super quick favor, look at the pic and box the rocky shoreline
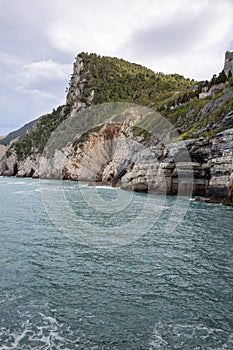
[0,53,233,206]
[1,126,232,207]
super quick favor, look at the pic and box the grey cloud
[0,53,70,135]
[228,41,233,51]
[0,2,73,135]
[0,79,64,135]
[120,10,215,60]
[0,16,50,61]
[0,3,72,63]
[1,0,233,135]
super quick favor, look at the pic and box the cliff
[1,52,233,206]
[224,51,233,77]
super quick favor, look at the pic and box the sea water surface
[0,177,232,349]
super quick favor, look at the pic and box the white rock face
[1,120,233,205]
[65,56,94,117]
[224,50,233,77]
[0,51,232,205]
[0,144,6,160]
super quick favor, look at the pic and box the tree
[216,70,227,84]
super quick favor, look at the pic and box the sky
[0,0,233,136]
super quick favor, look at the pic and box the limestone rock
[0,144,6,160]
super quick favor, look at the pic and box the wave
[91,185,119,190]
[0,312,81,350]
[149,321,233,349]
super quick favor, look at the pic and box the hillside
[0,52,233,205]
[0,117,40,146]
[66,52,194,108]
[2,53,194,161]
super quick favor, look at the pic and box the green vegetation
[208,70,227,89]
[6,53,233,162]
[132,125,152,140]
[0,118,40,146]
[69,52,194,107]
[228,76,233,87]
[73,124,104,149]
[10,53,195,161]
[190,97,212,112]
[163,97,213,127]
[5,150,12,158]
[213,91,223,100]
[11,106,67,160]
[177,97,233,140]
[210,98,233,121]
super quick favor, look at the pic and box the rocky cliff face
[1,111,232,206]
[0,144,6,160]
[65,56,94,116]
[224,50,233,77]
[0,53,233,206]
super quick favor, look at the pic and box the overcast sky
[0,0,233,136]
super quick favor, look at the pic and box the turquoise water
[0,177,232,349]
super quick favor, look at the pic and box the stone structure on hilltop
[224,50,233,77]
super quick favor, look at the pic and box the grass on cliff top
[68,52,195,107]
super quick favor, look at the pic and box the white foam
[92,185,118,190]
[7,182,27,185]
[0,312,81,350]
[149,321,233,349]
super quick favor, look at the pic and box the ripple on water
[0,311,81,350]
[149,321,233,350]
[0,177,232,349]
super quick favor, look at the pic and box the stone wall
[224,51,233,77]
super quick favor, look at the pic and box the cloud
[0,52,23,66]
[16,86,57,100]
[46,0,132,56]
[117,0,233,79]
[20,60,72,82]
[0,0,233,135]
[0,55,70,135]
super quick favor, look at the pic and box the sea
[0,176,232,349]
